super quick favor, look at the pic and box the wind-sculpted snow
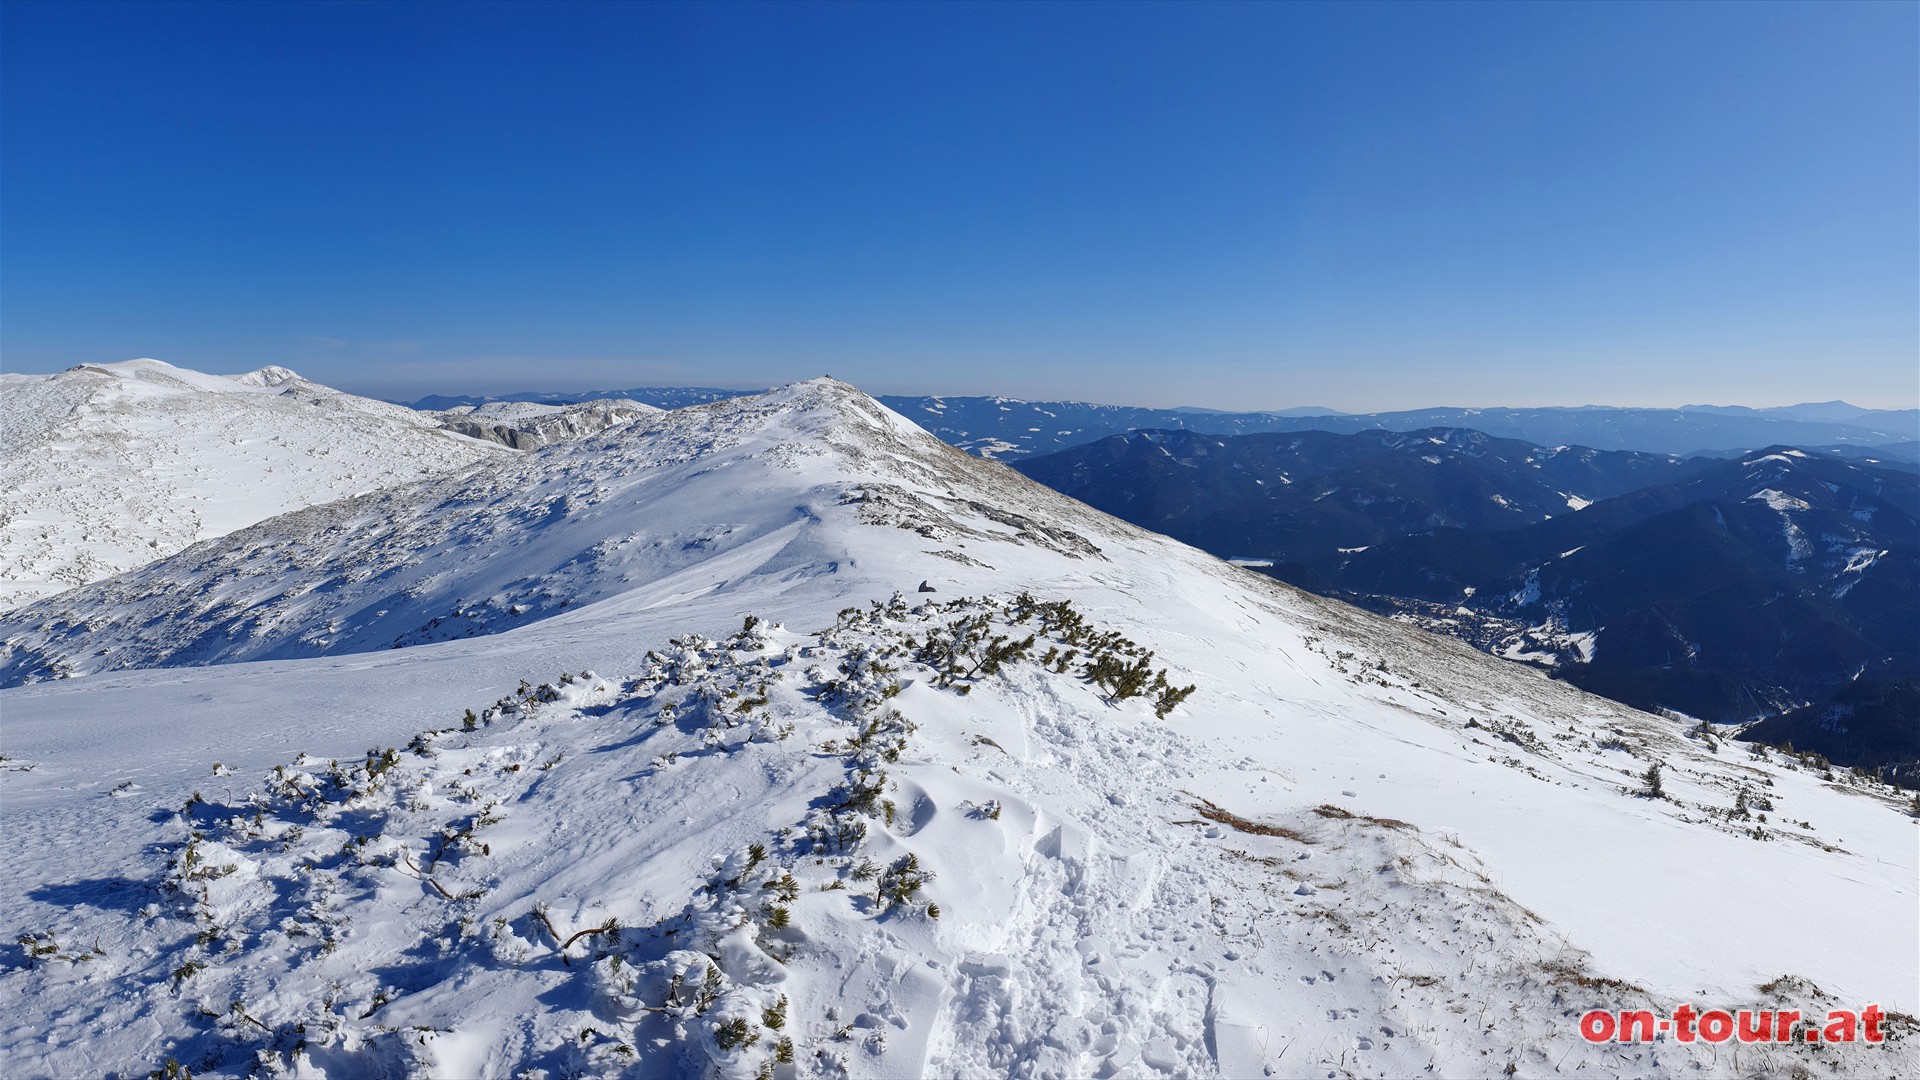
[2,380,1915,1079]
[0,379,1120,683]
[0,359,507,611]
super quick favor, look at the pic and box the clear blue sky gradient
[3,1,1915,409]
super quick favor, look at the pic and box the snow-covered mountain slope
[0,379,1117,681]
[437,398,661,450]
[1,381,1914,1079]
[0,359,509,611]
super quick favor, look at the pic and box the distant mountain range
[1016,430,1919,783]
[1692,440,1919,471]
[408,386,752,411]
[398,388,1917,460]
[1013,427,1714,563]
[1679,400,1914,425]
[1319,449,1916,744]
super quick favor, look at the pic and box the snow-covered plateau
[0,360,509,612]
[1,378,1914,1079]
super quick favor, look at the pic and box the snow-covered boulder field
[435,398,662,450]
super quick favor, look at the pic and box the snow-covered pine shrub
[1153,679,1196,719]
[12,932,98,967]
[1081,651,1155,703]
[713,1016,753,1050]
[875,853,933,912]
[829,768,889,818]
[16,932,60,963]
[963,799,1003,820]
[847,708,913,763]
[363,746,400,779]
[1641,761,1665,799]
[765,872,800,903]
[973,631,1036,680]
[1690,717,1718,752]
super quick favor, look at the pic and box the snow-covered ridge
[1749,488,1813,513]
[0,378,1121,682]
[1,377,1914,1078]
[437,397,662,450]
[0,359,509,611]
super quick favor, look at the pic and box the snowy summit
[0,359,509,611]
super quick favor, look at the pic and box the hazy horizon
[4,2,1915,411]
[7,354,1915,417]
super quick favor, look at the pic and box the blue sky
[3,0,1914,410]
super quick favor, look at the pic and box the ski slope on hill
[0,359,509,611]
[1,381,1914,1079]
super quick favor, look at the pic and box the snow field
[0,360,507,611]
[7,592,1916,1077]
